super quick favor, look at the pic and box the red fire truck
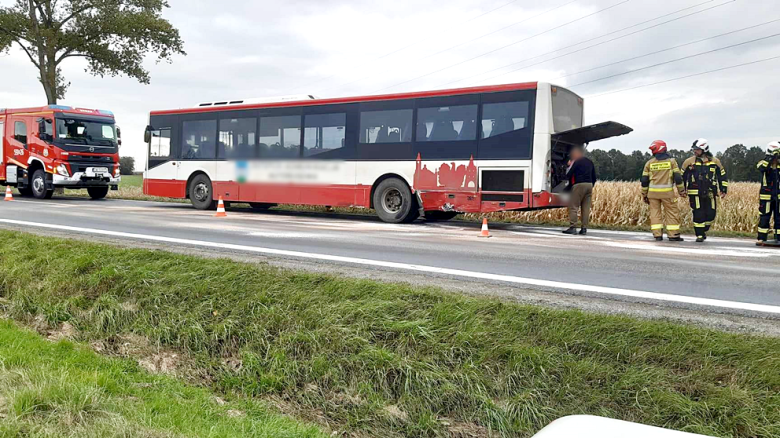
[1,105,121,199]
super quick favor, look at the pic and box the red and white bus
[143,82,631,223]
[1,105,121,199]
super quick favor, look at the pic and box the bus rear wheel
[189,174,216,210]
[373,178,418,223]
[31,169,54,200]
[87,187,109,200]
[425,211,458,222]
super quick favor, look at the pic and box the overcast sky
[2,0,779,167]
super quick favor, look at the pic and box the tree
[119,156,135,175]
[0,0,185,104]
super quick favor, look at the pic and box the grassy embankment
[1,231,779,437]
[0,319,324,438]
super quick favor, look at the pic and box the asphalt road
[2,197,779,317]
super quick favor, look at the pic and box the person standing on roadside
[562,146,596,235]
[756,141,780,246]
[682,139,729,243]
[641,140,686,242]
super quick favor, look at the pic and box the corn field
[471,181,762,234]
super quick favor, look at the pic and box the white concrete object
[532,416,714,438]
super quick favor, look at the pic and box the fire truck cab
[0,105,121,199]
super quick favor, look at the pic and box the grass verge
[1,231,779,437]
[0,319,324,438]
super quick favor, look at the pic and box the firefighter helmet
[692,138,710,153]
[768,141,780,155]
[649,140,668,154]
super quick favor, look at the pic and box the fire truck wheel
[18,186,33,197]
[31,169,54,200]
[189,173,216,210]
[425,211,459,222]
[373,178,418,223]
[87,187,110,200]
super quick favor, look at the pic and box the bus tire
[87,187,109,200]
[31,169,54,200]
[189,174,216,210]
[373,178,418,223]
[425,211,458,222]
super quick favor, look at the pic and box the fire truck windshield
[54,117,118,153]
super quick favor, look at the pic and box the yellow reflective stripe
[642,172,650,176]
[760,194,773,200]
[649,188,674,192]
[721,170,726,176]
[695,198,700,209]
[705,221,713,226]
[694,222,706,227]
[667,225,681,231]
[651,224,664,230]
[688,190,699,195]
[758,228,770,233]
[758,160,769,168]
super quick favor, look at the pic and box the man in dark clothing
[563,146,596,235]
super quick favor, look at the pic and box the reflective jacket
[642,154,685,200]
[682,155,728,196]
[757,155,780,201]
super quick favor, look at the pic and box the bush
[119,156,135,175]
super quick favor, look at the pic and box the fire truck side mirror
[144,125,153,144]
[116,126,122,148]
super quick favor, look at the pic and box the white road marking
[600,241,778,258]
[2,218,779,315]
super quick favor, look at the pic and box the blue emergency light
[48,104,73,110]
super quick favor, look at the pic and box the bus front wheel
[373,178,418,223]
[189,174,216,210]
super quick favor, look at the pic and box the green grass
[119,174,144,188]
[0,319,324,438]
[1,231,779,437]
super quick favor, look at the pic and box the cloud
[1,0,778,168]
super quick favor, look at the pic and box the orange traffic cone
[479,218,491,238]
[4,186,13,201]
[214,196,227,217]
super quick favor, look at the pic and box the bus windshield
[55,117,118,152]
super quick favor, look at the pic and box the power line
[370,0,633,94]
[585,54,780,98]
[569,32,780,88]
[448,0,734,87]
[551,18,780,82]
[290,0,527,92]
[319,0,579,94]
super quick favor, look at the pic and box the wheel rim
[33,175,45,193]
[381,187,403,213]
[193,182,210,203]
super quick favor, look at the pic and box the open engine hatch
[552,121,633,146]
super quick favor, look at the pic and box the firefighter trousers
[649,197,682,238]
[689,193,716,238]
[758,198,780,241]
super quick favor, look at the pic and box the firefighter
[641,140,686,241]
[756,141,780,245]
[682,139,729,243]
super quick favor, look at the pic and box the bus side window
[14,121,28,147]
[150,129,171,158]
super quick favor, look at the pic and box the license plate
[88,167,109,174]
